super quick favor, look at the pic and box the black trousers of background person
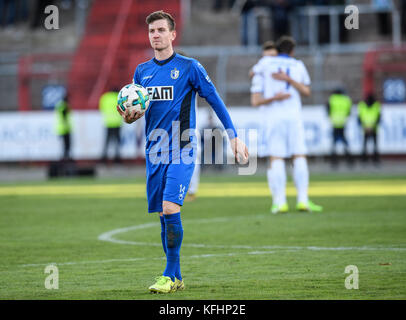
[362,131,379,163]
[102,127,121,161]
[331,127,352,166]
[60,133,71,160]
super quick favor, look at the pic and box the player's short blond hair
[262,41,276,51]
[146,10,176,31]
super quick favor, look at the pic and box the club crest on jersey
[170,68,179,80]
[146,86,174,101]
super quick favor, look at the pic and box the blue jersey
[133,53,237,155]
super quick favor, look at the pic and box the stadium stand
[15,0,182,111]
[363,46,406,101]
[0,0,405,168]
[0,0,404,109]
[68,0,181,110]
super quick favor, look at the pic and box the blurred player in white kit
[250,36,323,214]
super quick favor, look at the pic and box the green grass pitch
[0,173,405,300]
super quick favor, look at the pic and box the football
[117,83,150,114]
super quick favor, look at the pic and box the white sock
[293,157,309,204]
[188,164,200,195]
[267,159,286,206]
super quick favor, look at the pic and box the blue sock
[175,258,182,281]
[162,212,183,282]
[159,215,167,256]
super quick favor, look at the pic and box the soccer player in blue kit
[117,11,249,293]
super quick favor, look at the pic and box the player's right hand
[273,92,291,101]
[116,105,144,124]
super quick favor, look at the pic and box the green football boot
[149,276,176,293]
[271,203,289,214]
[174,278,185,291]
[296,200,323,212]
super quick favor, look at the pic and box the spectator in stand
[373,0,391,35]
[31,0,54,29]
[240,0,261,46]
[401,0,406,36]
[0,0,16,27]
[312,0,329,44]
[212,0,236,11]
[268,0,292,40]
[17,0,28,24]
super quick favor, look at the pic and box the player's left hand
[272,71,290,82]
[230,137,249,164]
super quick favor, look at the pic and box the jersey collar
[153,52,176,66]
[277,53,291,58]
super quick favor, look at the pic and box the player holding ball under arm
[117,10,248,294]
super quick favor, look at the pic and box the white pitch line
[21,215,406,268]
[21,250,283,267]
[98,215,406,252]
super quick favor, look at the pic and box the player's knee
[292,154,306,160]
[269,157,284,168]
[162,201,180,215]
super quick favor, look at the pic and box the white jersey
[250,55,310,119]
[250,54,310,157]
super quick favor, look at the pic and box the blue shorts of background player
[146,148,196,213]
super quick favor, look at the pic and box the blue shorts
[146,149,196,213]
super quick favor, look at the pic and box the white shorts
[258,116,307,158]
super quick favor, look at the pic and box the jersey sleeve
[189,60,237,139]
[299,61,311,86]
[250,63,264,93]
[132,66,141,85]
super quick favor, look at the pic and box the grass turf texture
[0,174,405,299]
